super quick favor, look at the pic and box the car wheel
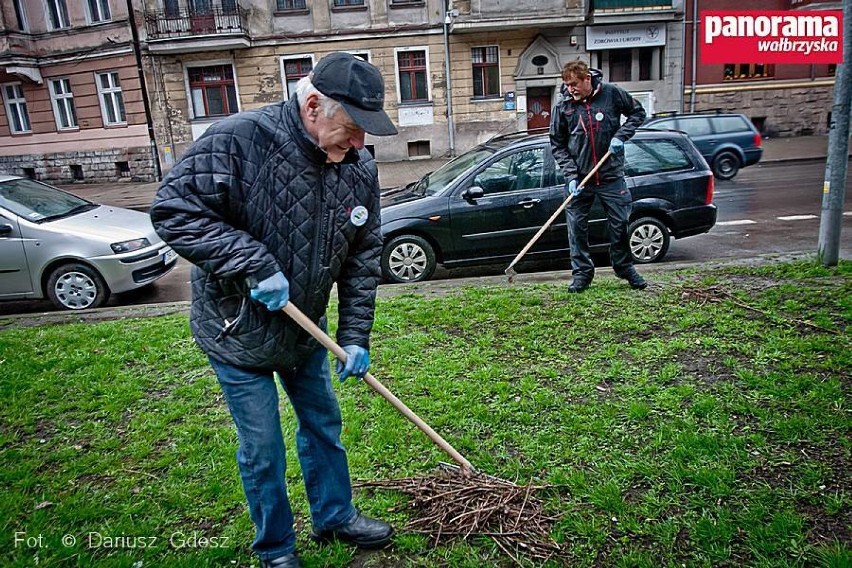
[382,235,436,284]
[628,217,670,264]
[46,263,110,310]
[712,151,740,180]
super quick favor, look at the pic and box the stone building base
[691,82,834,138]
[0,146,157,185]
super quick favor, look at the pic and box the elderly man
[150,52,397,568]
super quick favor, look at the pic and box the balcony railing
[145,5,249,40]
[593,0,673,10]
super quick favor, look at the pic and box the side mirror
[461,186,484,202]
[0,224,12,236]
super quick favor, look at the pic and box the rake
[504,150,612,283]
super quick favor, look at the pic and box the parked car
[642,111,763,180]
[0,175,177,310]
[380,129,716,284]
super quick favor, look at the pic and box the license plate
[163,248,177,264]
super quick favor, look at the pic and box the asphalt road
[2,159,850,316]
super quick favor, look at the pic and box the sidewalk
[59,135,837,212]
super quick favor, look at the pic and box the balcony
[144,5,250,54]
[590,0,680,24]
[594,0,673,9]
[448,0,585,33]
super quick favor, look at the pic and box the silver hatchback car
[0,175,177,310]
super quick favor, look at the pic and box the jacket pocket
[214,294,248,342]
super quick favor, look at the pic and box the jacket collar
[283,96,360,166]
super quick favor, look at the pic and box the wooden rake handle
[282,302,474,472]
[504,150,613,278]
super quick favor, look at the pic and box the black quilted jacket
[150,97,382,370]
[550,75,645,186]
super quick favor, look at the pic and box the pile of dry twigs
[357,465,562,565]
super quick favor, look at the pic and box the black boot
[617,268,648,290]
[261,553,300,568]
[567,279,591,293]
[311,512,394,549]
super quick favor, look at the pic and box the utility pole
[125,0,163,181]
[817,0,851,266]
[442,1,456,157]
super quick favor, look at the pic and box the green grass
[1,259,849,567]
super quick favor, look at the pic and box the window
[13,0,28,31]
[333,0,364,5]
[471,46,500,98]
[609,49,632,82]
[723,63,774,81]
[397,50,428,103]
[188,64,238,118]
[623,139,691,177]
[3,83,32,134]
[407,140,430,158]
[46,0,70,29]
[474,148,544,195]
[87,0,111,22]
[49,78,78,130]
[280,57,312,100]
[276,0,306,10]
[598,47,659,82]
[96,72,126,126]
[676,117,712,137]
[712,116,751,134]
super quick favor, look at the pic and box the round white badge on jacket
[595,112,604,122]
[350,205,368,226]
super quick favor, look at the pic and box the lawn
[0,260,849,567]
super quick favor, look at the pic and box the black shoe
[567,279,591,293]
[261,553,300,568]
[618,269,648,290]
[311,512,394,549]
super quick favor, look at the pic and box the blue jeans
[208,345,356,560]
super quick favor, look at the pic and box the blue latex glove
[609,137,624,155]
[336,345,370,381]
[249,271,289,311]
[567,179,584,197]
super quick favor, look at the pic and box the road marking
[716,220,757,226]
[777,215,817,221]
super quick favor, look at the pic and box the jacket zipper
[585,103,600,186]
[309,165,328,298]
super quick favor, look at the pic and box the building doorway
[526,87,552,132]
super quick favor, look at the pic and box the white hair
[295,76,342,118]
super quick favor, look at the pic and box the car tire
[628,217,670,264]
[382,235,436,284]
[46,263,110,310]
[712,151,740,180]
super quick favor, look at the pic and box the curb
[4,251,843,329]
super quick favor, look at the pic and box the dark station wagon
[642,111,763,180]
[380,129,717,284]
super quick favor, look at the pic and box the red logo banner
[700,10,843,64]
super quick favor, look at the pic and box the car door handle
[518,198,541,209]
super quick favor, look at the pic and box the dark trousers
[565,177,634,282]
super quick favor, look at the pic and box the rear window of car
[625,139,693,177]
[712,115,751,134]
[676,117,713,137]
[644,118,676,130]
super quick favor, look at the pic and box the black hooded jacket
[150,97,383,370]
[550,69,646,186]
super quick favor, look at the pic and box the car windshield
[411,148,494,196]
[0,178,96,222]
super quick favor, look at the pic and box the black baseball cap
[311,52,398,137]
